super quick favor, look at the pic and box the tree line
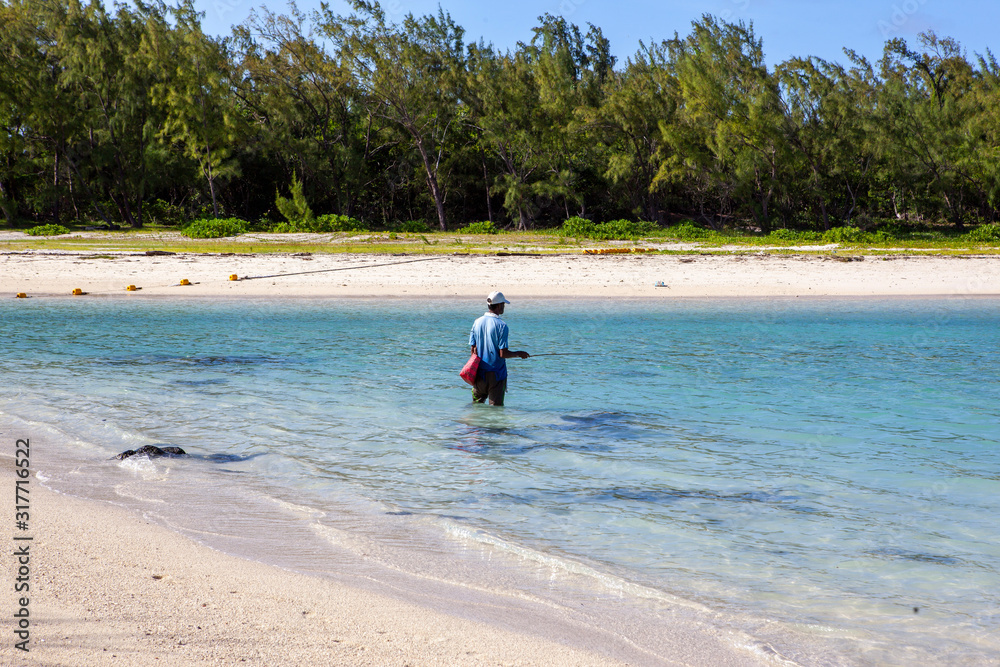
[2,0,999,232]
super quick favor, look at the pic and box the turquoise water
[2,296,998,664]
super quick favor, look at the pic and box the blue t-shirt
[469,312,509,381]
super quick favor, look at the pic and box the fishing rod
[528,353,592,357]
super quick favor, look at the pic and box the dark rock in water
[115,445,188,461]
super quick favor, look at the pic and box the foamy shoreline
[1,456,783,666]
[0,464,627,665]
[2,249,999,298]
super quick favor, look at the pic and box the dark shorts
[472,371,507,406]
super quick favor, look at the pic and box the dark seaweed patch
[866,548,961,565]
[449,427,614,456]
[98,354,295,368]
[171,378,227,386]
[563,486,806,508]
[195,452,264,463]
[559,411,633,427]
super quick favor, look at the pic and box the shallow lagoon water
[2,296,998,664]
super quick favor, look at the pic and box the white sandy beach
[1,249,999,299]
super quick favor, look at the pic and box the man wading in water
[469,291,530,406]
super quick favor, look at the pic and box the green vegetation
[393,220,431,233]
[182,218,248,238]
[966,223,1000,244]
[561,218,657,240]
[457,221,500,234]
[272,214,369,233]
[274,173,315,228]
[1,0,1000,241]
[664,222,722,241]
[560,217,597,238]
[25,223,70,236]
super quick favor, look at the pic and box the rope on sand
[237,255,452,281]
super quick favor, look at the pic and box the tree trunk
[943,190,964,231]
[429,175,446,231]
[53,149,61,222]
[414,139,446,230]
[483,160,493,223]
[760,190,771,233]
[844,181,857,225]
[67,163,81,221]
[204,144,219,219]
[0,178,13,224]
[66,156,112,225]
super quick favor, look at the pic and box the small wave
[439,520,711,612]
[264,495,328,520]
[113,482,167,503]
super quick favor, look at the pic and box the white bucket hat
[487,291,510,305]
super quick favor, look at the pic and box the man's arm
[499,348,529,359]
[470,345,477,355]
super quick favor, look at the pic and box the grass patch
[456,221,499,234]
[272,214,369,233]
[561,217,658,240]
[4,221,1000,256]
[182,218,248,238]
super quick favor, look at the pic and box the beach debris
[114,445,188,461]
[125,284,140,291]
[584,247,653,255]
[15,292,28,298]
[655,281,669,288]
[145,250,176,256]
[72,288,87,295]
[229,274,239,281]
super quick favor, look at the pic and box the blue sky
[192,0,1000,66]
